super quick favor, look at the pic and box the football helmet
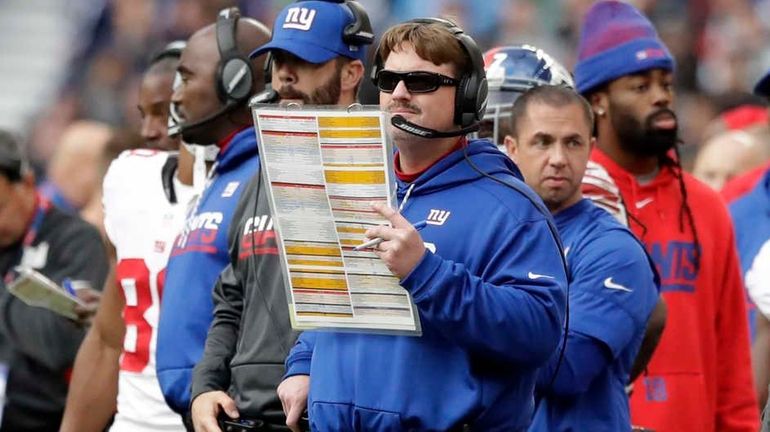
[480,44,574,146]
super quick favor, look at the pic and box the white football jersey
[102,149,193,431]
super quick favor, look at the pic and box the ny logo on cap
[284,7,316,31]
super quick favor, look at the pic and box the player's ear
[589,91,608,118]
[340,59,364,93]
[504,135,519,161]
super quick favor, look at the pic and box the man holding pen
[353,220,426,250]
[278,18,567,431]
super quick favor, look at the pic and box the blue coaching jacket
[530,199,659,432]
[157,128,258,413]
[286,139,567,431]
[730,168,770,338]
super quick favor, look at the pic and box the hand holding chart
[252,104,421,334]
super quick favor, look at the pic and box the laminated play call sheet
[252,105,420,334]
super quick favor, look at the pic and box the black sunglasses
[375,70,459,93]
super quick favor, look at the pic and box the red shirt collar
[395,137,467,183]
[217,126,250,155]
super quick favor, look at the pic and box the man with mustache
[575,2,758,431]
[189,1,372,431]
[279,18,567,431]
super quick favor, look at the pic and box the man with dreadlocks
[574,2,758,431]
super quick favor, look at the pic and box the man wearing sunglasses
[280,19,567,431]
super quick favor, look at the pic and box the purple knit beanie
[573,1,674,94]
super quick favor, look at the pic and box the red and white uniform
[103,150,193,431]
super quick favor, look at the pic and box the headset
[259,0,374,100]
[216,7,254,105]
[175,7,256,139]
[370,17,488,137]
[370,20,567,386]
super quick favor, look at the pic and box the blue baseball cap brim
[756,70,770,97]
[250,39,339,64]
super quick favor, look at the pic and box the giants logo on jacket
[649,240,700,293]
[172,212,223,256]
[240,214,277,259]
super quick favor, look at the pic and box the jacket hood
[396,139,523,197]
[217,127,258,173]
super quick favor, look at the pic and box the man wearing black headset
[154,9,272,431]
[281,19,567,431]
[189,1,372,431]
[0,130,108,431]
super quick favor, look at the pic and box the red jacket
[588,148,758,432]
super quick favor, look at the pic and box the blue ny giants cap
[250,0,370,64]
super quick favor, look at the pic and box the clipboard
[251,103,421,335]
[7,267,85,321]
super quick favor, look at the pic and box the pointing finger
[365,224,397,241]
[371,202,411,229]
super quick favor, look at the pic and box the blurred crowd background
[1,0,769,179]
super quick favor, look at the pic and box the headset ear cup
[457,34,486,126]
[475,77,488,122]
[264,52,273,85]
[221,57,254,102]
[215,62,229,103]
[214,6,254,105]
[456,74,481,128]
[343,0,374,46]
[454,78,466,126]
[370,45,382,86]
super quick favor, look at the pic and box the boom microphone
[173,102,241,140]
[391,115,480,139]
[250,87,279,104]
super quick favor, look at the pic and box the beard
[276,61,342,106]
[611,106,679,157]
